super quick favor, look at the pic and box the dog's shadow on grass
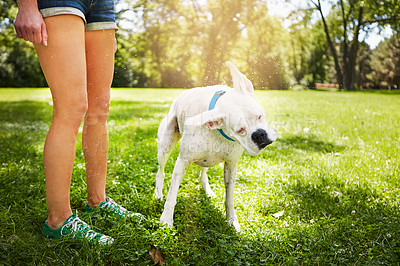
[172,189,241,243]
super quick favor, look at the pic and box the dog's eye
[257,115,263,121]
[236,127,246,135]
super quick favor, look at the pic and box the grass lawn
[1,88,400,265]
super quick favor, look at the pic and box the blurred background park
[1,1,400,263]
[0,0,399,91]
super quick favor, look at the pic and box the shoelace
[103,198,127,216]
[100,197,144,221]
[61,217,100,241]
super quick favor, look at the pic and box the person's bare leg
[34,15,87,229]
[83,29,116,208]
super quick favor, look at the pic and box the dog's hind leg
[200,167,216,198]
[224,161,240,231]
[155,115,181,199]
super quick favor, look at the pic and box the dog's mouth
[258,142,270,150]
[251,128,275,150]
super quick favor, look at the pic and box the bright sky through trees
[2,0,397,88]
[267,0,393,48]
[117,0,392,48]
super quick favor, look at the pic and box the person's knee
[86,97,110,125]
[53,98,88,129]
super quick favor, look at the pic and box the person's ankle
[47,212,73,229]
[87,195,107,209]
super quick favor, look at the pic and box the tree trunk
[343,6,363,91]
[315,0,344,90]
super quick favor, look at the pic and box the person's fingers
[15,26,23,38]
[34,26,42,44]
[21,28,29,41]
[14,10,46,45]
[21,30,29,41]
[14,18,23,38]
[27,27,35,42]
[42,23,48,46]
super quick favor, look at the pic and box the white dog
[155,62,277,231]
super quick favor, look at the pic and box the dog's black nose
[251,129,274,149]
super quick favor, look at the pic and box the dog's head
[190,62,277,156]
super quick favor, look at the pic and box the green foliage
[1,88,400,264]
[0,0,15,21]
[367,34,400,89]
[287,12,334,88]
[118,0,291,89]
[0,3,47,87]
[1,0,400,89]
[112,31,148,87]
[0,0,290,89]
[308,0,400,90]
[240,6,290,90]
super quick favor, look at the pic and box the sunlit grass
[1,88,400,264]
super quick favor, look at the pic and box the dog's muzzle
[251,128,276,149]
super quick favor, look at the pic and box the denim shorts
[37,0,118,31]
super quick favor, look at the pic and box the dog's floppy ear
[185,109,225,129]
[226,61,254,95]
[204,115,225,129]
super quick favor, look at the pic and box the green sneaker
[43,214,114,245]
[85,197,144,221]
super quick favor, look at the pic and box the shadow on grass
[164,188,252,264]
[256,134,346,165]
[0,101,50,175]
[296,181,399,255]
[109,100,170,122]
[1,99,400,264]
[277,135,345,153]
[0,101,52,123]
[151,172,400,264]
[252,178,400,263]
[285,180,398,221]
[0,101,51,265]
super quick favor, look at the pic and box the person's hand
[14,1,48,46]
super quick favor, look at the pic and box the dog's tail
[226,61,254,95]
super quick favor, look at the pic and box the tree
[239,4,291,90]
[367,34,400,89]
[120,0,196,88]
[119,0,290,89]
[310,0,400,90]
[112,31,148,87]
[0,1,46,87]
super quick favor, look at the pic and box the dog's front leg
[160,155,190,226]
[224,161,240,231]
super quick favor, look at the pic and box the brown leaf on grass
[149,245,166,265]
[272,209,285,218]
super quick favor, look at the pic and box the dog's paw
[227,218,241,231]
[205,189,217,198]
[160,213,174,227]
[154,192,163,200]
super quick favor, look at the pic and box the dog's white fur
[155,62,277,231]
